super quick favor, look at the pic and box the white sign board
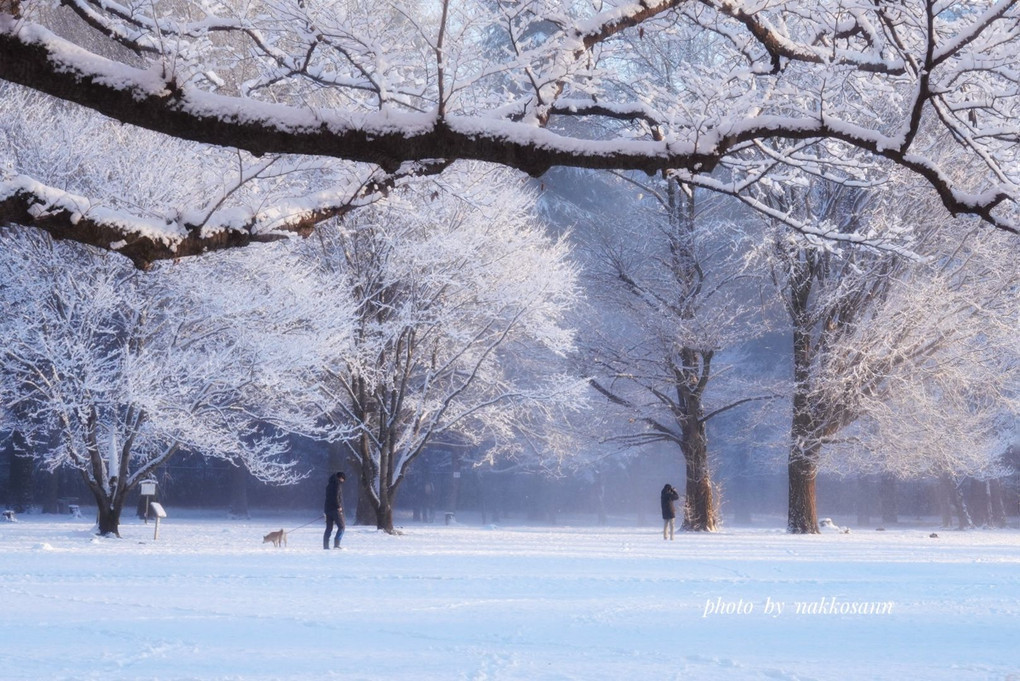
[149,502,167,518]
[140,481,157,496]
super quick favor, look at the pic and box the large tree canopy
[0,227,353,534]
[1,0,1017,266]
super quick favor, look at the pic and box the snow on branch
[1,0,1018,257]
[0,163,446,268]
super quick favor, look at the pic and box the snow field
[1,512,1018,681]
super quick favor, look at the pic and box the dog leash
[286,514,326,534]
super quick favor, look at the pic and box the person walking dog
[324,471,346,550]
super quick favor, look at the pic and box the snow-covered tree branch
[0,0,1017,266]
[0,83,450,267]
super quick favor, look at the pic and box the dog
[263,529,287,548]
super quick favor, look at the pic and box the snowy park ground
[1,510,1019,681]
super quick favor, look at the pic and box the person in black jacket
[323,471,346,550]
[661,483,680,540]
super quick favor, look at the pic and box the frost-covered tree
[756,178,914,533]
[0,229,352,535]
[754,174,1019,533]
[297,166,584,533]
[1,0,1017,266]
[586,177,770,531]
[820,226,1020,525]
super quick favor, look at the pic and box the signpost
[140,479,157,524]
[149,502,167,541]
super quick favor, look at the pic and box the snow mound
[819,518,849,534]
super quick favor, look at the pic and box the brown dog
[263,529,287,548]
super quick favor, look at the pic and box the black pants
[324,511,345,548]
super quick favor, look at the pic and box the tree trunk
[680,419,716,531]
[375,502,394,533]
[988,479,1007,528]
[787,410,820,534]
[355,470,378,527]
[939,474,972,529]
[954,484,973,530]
[967,477,989,527]
[682,472,716,531]
[788,304,820,535]
[95,497,123,537]
[370,480,399,534]
[788,450,819,534]
[348,435,379,527]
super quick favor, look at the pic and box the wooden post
[140,480,157,525]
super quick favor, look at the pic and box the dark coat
[324,475,344,518]
[661,485,680,520]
